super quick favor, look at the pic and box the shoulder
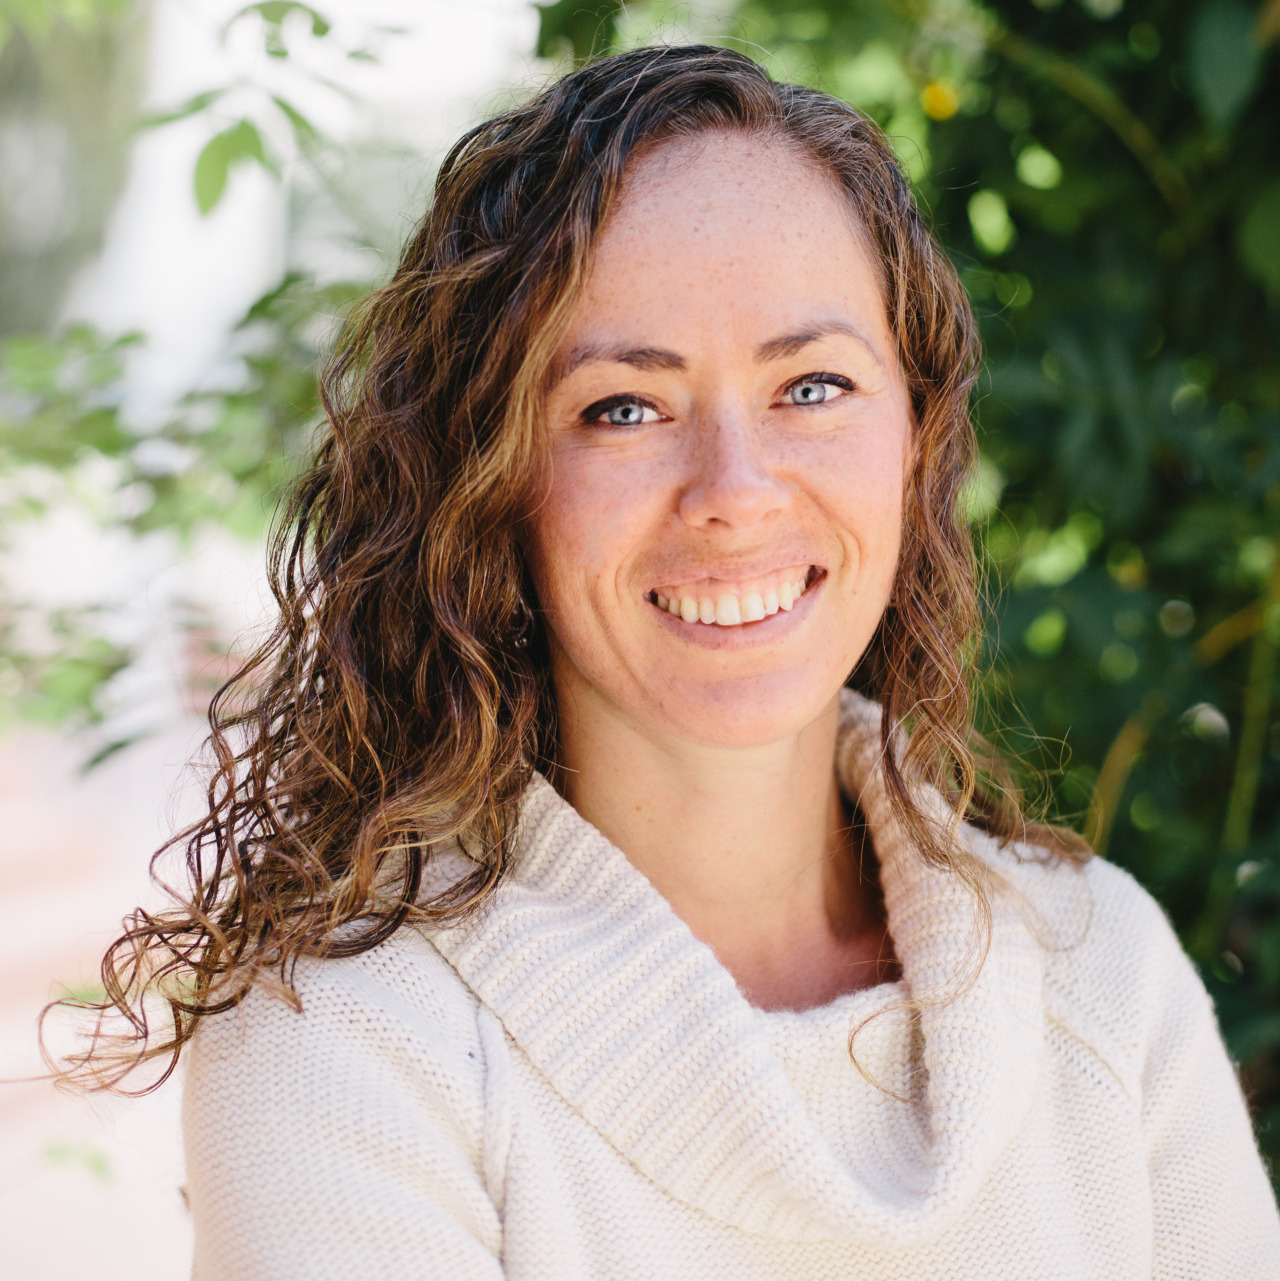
[191,919,486,1055]
[183,927,512,1275]
[991,842,1213,1101]
[186,923,494,1147]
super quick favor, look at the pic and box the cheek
[532,498,598,596]
[525,447,652,609]
[804,422,909,552]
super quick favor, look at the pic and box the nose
[676,408,789,530]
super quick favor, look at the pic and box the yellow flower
[920,80,960,121]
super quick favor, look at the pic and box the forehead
[570,130,889,345]
[614,129,851,221]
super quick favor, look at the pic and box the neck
[554,683,893,1010]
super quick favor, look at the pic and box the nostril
[675,422,790,530]
[677,471,789,530]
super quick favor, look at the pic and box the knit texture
[184,692,1280,1278]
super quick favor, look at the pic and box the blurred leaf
[2,334,64,392]
[535,0,620,60]
[969,189,1016,256]
[43,1140,112,1183]
[1025,608,1068,656]
[14,630,131,728]
[1015,144,1062,190]
[53,979,106,1004]
[271,94,320,147]
[137,89,223,130]
[0,0,133,52]
[194,131,232,215]
[81,733,143,769]
[229,1,331,50]
[193,120,273,215]
[1188,0,1263,130]
[1,0,56,46]
[1238,182,1280,296]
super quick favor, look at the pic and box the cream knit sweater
[184,693,1280,1278]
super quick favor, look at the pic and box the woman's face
[526,131,914,749]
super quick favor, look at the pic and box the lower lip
[647,572,826,650]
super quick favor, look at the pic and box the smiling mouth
[646,566,823,628]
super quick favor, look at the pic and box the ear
[902,394,922,475]
[895,400,922,520]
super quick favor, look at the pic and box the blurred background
[0,0,1276,1272]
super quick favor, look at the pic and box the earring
[513,595,536,649]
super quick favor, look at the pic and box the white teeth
[715,594,741,626]
[656,571,815,628]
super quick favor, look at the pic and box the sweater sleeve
[1054,859,1280,1275]
[183,933,506,1281]
[1135,899,1280,1278]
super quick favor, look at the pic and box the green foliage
[1188,0,1264,129]
[0,273,350,539]
[0,275,358,730]
[1,1,382,742]
[136,1,343,217]
[42,1138,112,1182]
[1240,180,1280,296]
[193,119,273,215]
[539,0,1280,1178]
[229,2,332,51]
[0,324,140,474]
[535,0,624,61]
[0,0,132,56]
[2,619,132,732]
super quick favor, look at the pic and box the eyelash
[580,394,661,428]
[579,373,857,428]
[781,372,856,403]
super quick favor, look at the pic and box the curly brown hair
[48,43,1086,1092]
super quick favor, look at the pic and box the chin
[648,670,843,750]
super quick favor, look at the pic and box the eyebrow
[753,320,885,370]
[555,343,686,384]
[555,318,885,386]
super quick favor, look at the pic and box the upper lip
[644,555,823,593]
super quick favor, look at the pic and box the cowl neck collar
[426,691,1047,1245]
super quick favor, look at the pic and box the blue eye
[788,381,831,405]
[582,397,661,428]
[785,374,853,406]
[605,402,650,426]
[779,374,850,407]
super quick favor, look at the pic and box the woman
[63,45,1277,1277]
